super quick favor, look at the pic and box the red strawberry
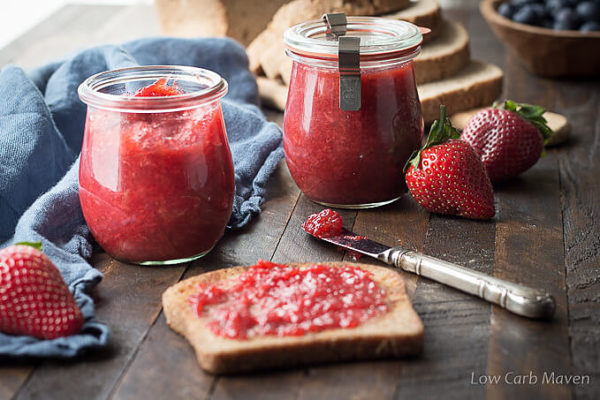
[460,100,553,182]
[0,242,83,339]
[404,106,495,220]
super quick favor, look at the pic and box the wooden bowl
[480,0,600,77]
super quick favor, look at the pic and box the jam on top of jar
[189,260,389,339]
[134,78,182,97]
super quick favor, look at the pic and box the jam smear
[189,260,389,339]
[302,208,343,238]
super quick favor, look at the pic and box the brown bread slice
[418,60,503,123]
[414,20,470,84]
[383,0,442,42]
[154,0,290,46]
[163,262,424,374]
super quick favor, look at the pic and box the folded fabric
[0,37,284,357]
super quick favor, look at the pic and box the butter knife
[306,228,555,319]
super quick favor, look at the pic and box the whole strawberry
[0,243,83,339]
[405,106,495,220]
[461,100,553,182]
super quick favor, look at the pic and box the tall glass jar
[78,66,234,265]
[283,17,425,209]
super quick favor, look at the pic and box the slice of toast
[414,20,470,84]
[163,262,424,374]
[418,60,503,123]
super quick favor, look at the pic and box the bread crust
[163,262,423,374]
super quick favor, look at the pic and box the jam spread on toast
[189,260,389,339]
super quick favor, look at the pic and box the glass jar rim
[78,65,228,113]
[284,16,422,61]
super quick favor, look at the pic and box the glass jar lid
[284,16,423,61]
[78,65,228,113]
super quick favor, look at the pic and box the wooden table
[1,2,599,399]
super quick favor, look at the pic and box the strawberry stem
[15,241,42,250]
[493,100,553,142]
[404,105,460,172]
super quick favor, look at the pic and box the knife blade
[308,228,556,320]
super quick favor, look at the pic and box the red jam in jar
[283,17,424,208]
[78,66,234,265]
[189,260,389,339]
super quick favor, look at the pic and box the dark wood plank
[487,155,572,399]
[111,161,301,400]
[555,84,600,399]
[0,366,35,400]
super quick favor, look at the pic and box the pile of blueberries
[497,0,600,31]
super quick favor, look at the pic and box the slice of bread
[154,0,290,46]
[163,262,424,374]
[383,0,442,42]
[418,60,503,123]
[414,20,470,84]
[247,0,411,83]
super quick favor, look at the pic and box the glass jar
[78,66,234,265]
[283,17,425,209]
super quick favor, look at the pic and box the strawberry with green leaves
[404,106,495,220]
[0,242,83,339]
[460,100,553,182]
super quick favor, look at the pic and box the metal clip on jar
[78,66,235,265]
[284,14,425,209]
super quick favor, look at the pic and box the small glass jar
[283,17,425,209]
[78,66,234,265]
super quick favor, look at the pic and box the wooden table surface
[1,2,599,399]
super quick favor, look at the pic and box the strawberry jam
[284,17,424,208]
[189,260,389,339]
[302,208,343,238]
[78,68,233,264]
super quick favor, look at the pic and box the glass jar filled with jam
[78,66,234,265]
[283,16,425,208]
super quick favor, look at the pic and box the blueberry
[543,18,555,27]
[580,20,600,29]
[513,0,540,7]
[498,2,517,18]
[554,7,582,28]
[545,0,573,13]
[576,2,600,21]
[513,5,545,25]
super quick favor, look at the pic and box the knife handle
[378,247,555,319]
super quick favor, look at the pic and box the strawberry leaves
[494,100,553,142]
[404,106,460,172]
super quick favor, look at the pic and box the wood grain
[487,155,572,399]
[556,85,600,399]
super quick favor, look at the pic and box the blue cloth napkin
[0,37,284,357]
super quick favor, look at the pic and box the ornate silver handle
[378,247,555,319]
